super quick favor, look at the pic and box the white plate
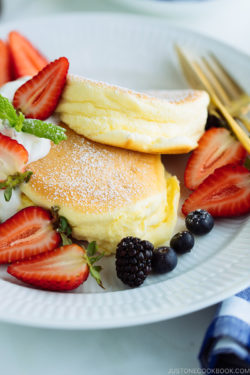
[0,13,249,329]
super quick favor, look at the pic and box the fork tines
[175,44,250,153]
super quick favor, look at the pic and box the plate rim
[0,12,249,330]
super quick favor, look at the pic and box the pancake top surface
[66,74,204,105]
[26,127,165,214]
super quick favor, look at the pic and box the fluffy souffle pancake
[21,126,180,254]
[56,75,209,154]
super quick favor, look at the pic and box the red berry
[8,31,48,79]
[182,164,250,217]
[184,128,246,190]
[8,244,89,291]
[0,133,28,181]
[13,57,69,120]
[0,206,61,263]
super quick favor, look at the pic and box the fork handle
[237,114,250,132]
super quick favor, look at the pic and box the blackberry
[115,236,154,287]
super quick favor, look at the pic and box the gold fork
[202,53,250,131]
[176,45,250,130]
[175,45,250,153]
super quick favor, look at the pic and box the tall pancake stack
[21,75,209,253]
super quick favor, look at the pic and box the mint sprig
[0,94,25,130]
[22,119,66,145]
[0,94,66,144]
[0,170,33,201]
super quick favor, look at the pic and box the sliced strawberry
[0,133,28,181]
[7,244,89,291]
[182,164,250,217]
[13,57,69,120]
[184,128,246,190]
[0,206,61,263]
[0,40,12,86]
[8,31,48,79]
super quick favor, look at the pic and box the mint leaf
[15,112,25,132]
[0,94,24,130]
[22,119,67,144]
[87,241,98,256]
[0,94,66,144]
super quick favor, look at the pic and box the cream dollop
[0,78,57,221]
[0,77,52,164]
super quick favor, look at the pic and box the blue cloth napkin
[199,288,250,369]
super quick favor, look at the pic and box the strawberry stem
[85,242,105,289]
[51,206,72,245]
[51,207,105,288]
[0,170,33,201]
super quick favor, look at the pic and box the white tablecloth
[0,0,249,373]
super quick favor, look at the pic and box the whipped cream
[0,77,52,164]
[0,78,57,221]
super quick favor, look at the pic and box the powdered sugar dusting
[145,89,201,104]
[27,127,162,214]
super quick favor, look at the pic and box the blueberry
[185,209,214,235]
[152,247,177,274]
[170,231,194,254]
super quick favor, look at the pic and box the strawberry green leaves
[86,241,105,289]
[51,206,72,245]
[0,170,33,201]
[51,206,105,288]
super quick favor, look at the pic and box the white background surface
[0,0,249,373]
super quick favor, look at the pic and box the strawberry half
[184,128,246,190]
[182,164,250,217]
[0,133,28,181]
[8,31,48,79]
[13,57,69,120]
[0,206,61,263]
[7,244,89,291]
[0,40,12,86]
